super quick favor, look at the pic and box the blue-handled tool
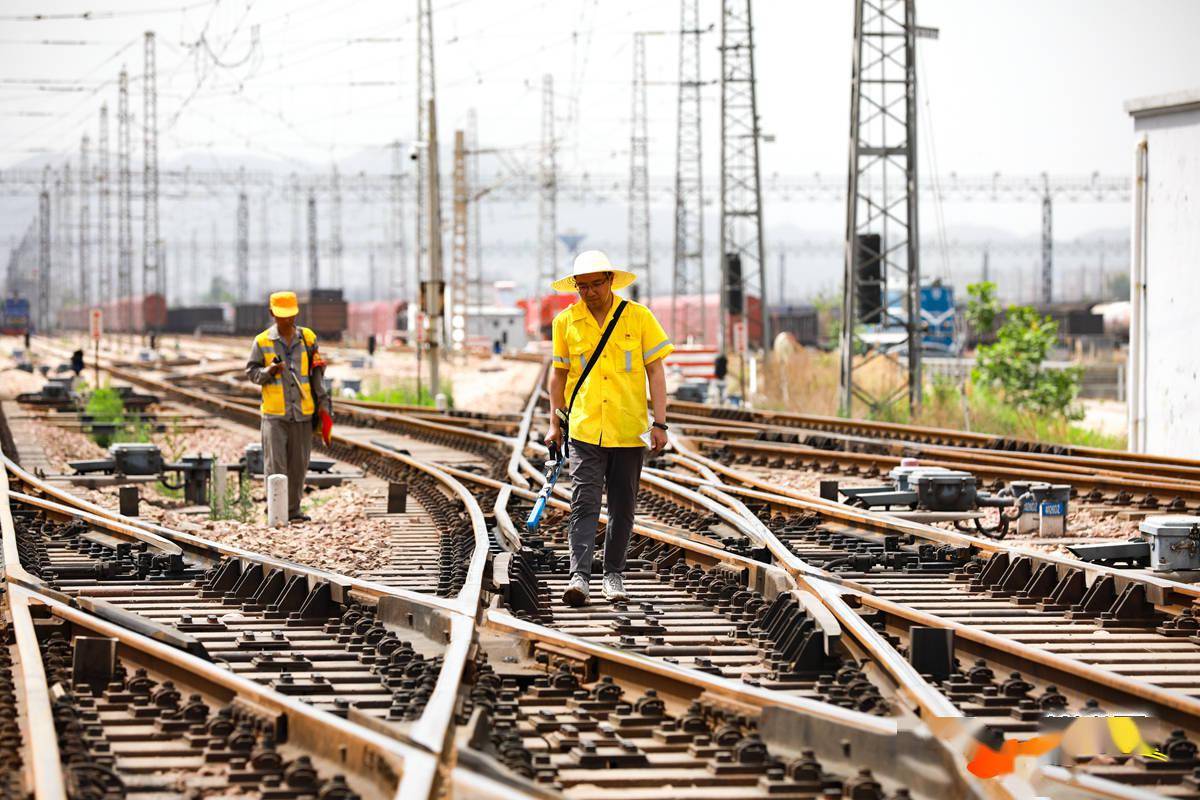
[526,441,563,531]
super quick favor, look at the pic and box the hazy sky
[2,1,1197,172]
[1,0,1198,300]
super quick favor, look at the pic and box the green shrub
[361,379,454,408]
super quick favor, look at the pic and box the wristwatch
[651,421,669,432]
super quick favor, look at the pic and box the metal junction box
[913,470,977,512]
[1142,515,1200,572]
[108,443,164,476]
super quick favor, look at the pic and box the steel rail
[6,583,434,800]
[668,399,1200,470]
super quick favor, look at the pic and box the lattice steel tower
[451,129,468,351]
[538,74,558,292]
[415,0,437,296]
[307,191,318,290]
[467,109,482,309]
[330,165,343,287]
[839,0,922,415]
[38,189,50,331]
[673,0,705,341]
[117,67,133,330]
[1041,172,1052,304]
[236,189,249,301]
[390,141,407,300]
[97,104,111,307]
[79,135,91,307]
[719,0,768,351]
[628,33,651,303]
[143,31,162,298]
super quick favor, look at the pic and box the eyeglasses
[573,276,611,293]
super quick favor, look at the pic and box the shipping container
[164,305,225,334]
[234,291,347,340]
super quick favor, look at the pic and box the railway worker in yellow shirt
[544,251,674,607]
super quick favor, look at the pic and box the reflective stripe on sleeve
[552,355,569,365]
[644,339,672,360]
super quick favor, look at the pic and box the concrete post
[267,474,288,527]
[212,464,228,517]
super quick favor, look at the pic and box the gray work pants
[262,417,312,518]
[568,439,645,578]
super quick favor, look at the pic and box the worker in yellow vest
[244,291,331,522]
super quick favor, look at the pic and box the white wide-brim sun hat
[551,250,638,294]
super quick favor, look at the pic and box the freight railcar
[163,306,226,334]
[1,297,31,335]
[59,294,167,333]
[347,300,409,345]
[233,289,347,341]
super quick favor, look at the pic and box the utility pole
[236,189,249,301]
[673,0,705,342]
[425,98,444,397]
[416,0,436,306]
[1041,172,1052,305]
[79,135,91,308]
[97,104,111,309]
[259,193,270,296]
[307,191,319,289]
[330,165,343,287]
[839,0,925,416]
[143,31,161,299]
[390,141,407,302]
[117,67,133,330]
[719,0,769,356]
[538,74,558,295]
[451,129,468,351]
[38,189,50,331]
[628,33,652,303]
[982,245,990,282]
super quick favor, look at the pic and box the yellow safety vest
[257,326,316,417]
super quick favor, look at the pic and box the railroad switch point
[388,481,408,514]
[119,485,139,517]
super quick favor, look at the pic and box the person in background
[545,250,674,607]
[244,291,331,523]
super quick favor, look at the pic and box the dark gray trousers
[568,439,645,578]
[262,417,312,518]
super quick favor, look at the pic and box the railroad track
[8,342,1200,797]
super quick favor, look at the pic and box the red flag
[317,408,333,446]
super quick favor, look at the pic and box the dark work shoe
[289,513,312,522]
[562,573,590,607]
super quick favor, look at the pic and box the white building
[1126,90,1200,456]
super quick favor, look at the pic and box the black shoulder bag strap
[559,299,628,458]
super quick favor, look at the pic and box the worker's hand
[266,361,284,377]
[544,422,563,450]
[650,426,668,453]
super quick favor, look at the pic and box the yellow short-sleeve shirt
[552,298,674,448]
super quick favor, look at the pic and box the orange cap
[269,291,300,318]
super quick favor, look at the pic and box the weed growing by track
[361,377,454,408]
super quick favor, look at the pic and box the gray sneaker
[603,572,628,602]
[562,573,590,607]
